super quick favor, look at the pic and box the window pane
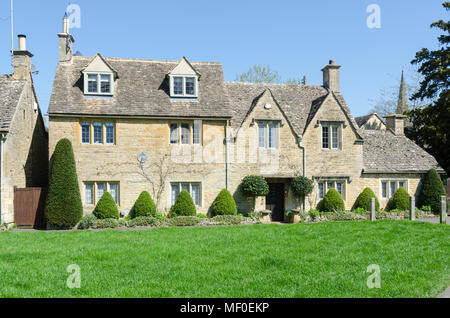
[181,183,190,193]
[93,122,103,144]
[185,77,196,95]
[390,182,396,197]
[269,125,278,149]
[170,123,179,144]
[181,123,190,145]
[81,122,91,144]
[109,183,119,205]
[399,182,405,189]
[191,184,201,206]
[100,74,111,93]
[171,184,180,206]
[322,126,329,149]
[106,122,115,144]
[327,182,335,191]
[336,182,343,196]
[193,122,202,145]
[332,126,339,149]
[382,182,387,198]
[85,183,94,205]
[88,74,98,93]
[97,183,107,202]
[258,124,266,148]
[174,77,183,95]
[318,183,324,199]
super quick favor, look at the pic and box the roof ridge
[225,81,324,89]
[73,56,222,65]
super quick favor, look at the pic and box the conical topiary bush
[45,138,83,229]
[93,192,119,220]
[171,190,196,217]
[319,188,345,212]
[211,189,237,216]
[353,187,380,211]
[388,187,410,211]
[419,169,447,214]
[130,191,157,218]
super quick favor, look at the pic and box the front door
[266,183,285,222]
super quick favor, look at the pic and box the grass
[0,220,449,298]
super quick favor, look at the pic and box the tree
[406,2,450,175]
[211,189,237,216]
[45,139,83,229]
[93,192,120,220]
[235,64,306,84]
[130,191,157,218]
[171,190,196,217]
[353,188,380,212]
[388,188,410,211]
[419,169,447,214]
[319,188,345,212]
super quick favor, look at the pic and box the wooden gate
[14,187,47,229]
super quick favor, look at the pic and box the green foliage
[388,188,410,211]
[171,190,197,217]
[168,216,200,227]
[212,215,244,225]
[92,218,119,229]
[77,214,97,230]
[291,177,314,197]
[419,169,447,214]
[235,65,281,84]
[241,175,269,197]
[211,189,237,216]
[308,209,320,218]
[45,138,83,229]
[127,216,162,228]
[352,207,368,215]
[93,192,119,220]
[197,214,208,219]
[319,188,345,212]
[130,191,156,218]
[420,205,432,212]
[353,188,380,212]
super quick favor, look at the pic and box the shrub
[352,207,368,215]
[197,214,208,219]
[388,187,410,211]
[77,214,97,230]
[353,188,380,211]
[240,175,269,197]
[127,216,162,228]
[419,169,447,214]
[169,216,200,227]
[211,189,237,216]
[93,192,119,220]
[319,188,345,212]
[92,218,119,229]
[171,190,197,217]
[420,205,432,212]
[130,191,156,218]
[291,177,314,197]
[118,219,128,228]
[212,215,244,225]
[45,139,83,229]
[308,209,320,218]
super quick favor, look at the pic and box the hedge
[241,175,269,197]
[171,190,196,217]
[130,191,157,218]
[211,189,237,216]
[45,139,83,229]
[388,187,410,211]
[93,192,119,220]
[291,177,314,197]
[353,188,380,211]
[319,188,345,212]
[419,169,447,214]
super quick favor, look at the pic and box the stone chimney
[385,114,407,136]
[322,60,341,92]
[58,13,75,63]
[12,35,33,81]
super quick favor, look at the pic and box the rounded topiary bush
[319,188,345,212]
[241,175,269,197]
[211,189,237,216]
[388,187,410,211]
[45,138,83,229]
[130,191,156,218]
[353,187,380,211]
[93,192,119,219]
[419,169,447,214]
[171,190,196,217]
[291,177,314,197]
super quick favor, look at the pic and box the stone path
[416,216,449,224]
[438,287,450,298]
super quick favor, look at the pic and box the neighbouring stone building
[0,35,49,224]
[48,17,444,220]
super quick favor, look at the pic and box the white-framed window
[322,124,341,150]
[258,122,279,149]
[105,122,115,144]
[81,122,91,144]
[171,182,202,206]
[93,122,103,144]
[81,121,115,145]
[317,181,345,200]
[169,121,203,145]
[381,180,407,199]
[170,75,198,98]
[84,72,114,95]
[84,181,120,206]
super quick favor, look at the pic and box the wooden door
[14,188,47,229]
[266,183,285,222]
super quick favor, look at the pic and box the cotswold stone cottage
[0,35,48,224]
[48,18,444,220]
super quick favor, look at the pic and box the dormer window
[170,75,198,98]
[84,73,114,95]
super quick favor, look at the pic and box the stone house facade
[0,35,49,224]
[48,19,444,218]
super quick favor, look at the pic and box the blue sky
[0,0,446,118]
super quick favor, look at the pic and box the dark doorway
[266,183,285,222]
[14,187,47,229]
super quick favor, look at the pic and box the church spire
[396,71,408,114]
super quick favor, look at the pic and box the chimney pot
[18,34,26,51]
[384,114,407,136]
[329,60,335,65]
[322,60,341,92]
[63,15,70,34]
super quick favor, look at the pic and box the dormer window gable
[82,53,117,96]
[168,57,200,99]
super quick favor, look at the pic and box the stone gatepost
[409,196,415,221]
[441,196,447,225]
[254,196,266,213]
[370,198,376,221]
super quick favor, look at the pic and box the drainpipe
[0,133,3,224]
[225,120,230,190]
[297,137,306,211]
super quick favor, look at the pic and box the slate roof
[362,130,443,173]
[48,56,231,119]
[355,113,373,127]
[0,75,26,132]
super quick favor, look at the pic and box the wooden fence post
[409,196,415,221]
[441,196,447,225]
[370,198,376,221]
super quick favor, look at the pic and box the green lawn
[0,221,449,298]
